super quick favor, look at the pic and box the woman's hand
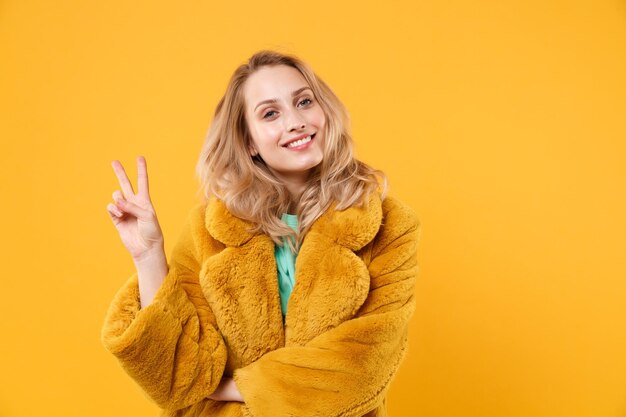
[208,377,244,403]
[106,156,165,263]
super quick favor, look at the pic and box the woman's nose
[285,108,306,131]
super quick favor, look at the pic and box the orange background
[0,1,625,416]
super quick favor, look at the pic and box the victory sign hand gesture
[106,156,165,263]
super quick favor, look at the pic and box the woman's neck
[286,201,298,215]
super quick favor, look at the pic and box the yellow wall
[0,0,624,416]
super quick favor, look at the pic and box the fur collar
[205,191,383,251]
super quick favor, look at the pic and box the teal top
[275,213,298,318]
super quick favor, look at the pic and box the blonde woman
[103,50,421,417]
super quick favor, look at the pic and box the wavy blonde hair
[195,49,388,254]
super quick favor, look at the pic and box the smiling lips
[284,133,316,149]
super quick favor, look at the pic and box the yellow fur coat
[101,191,421,417]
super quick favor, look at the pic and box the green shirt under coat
[275,213,298,317]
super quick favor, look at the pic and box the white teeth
[286,135,312,148]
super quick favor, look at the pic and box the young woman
[103,50,421,417]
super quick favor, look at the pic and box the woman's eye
[299,98,313,106]
[263,110,277,119]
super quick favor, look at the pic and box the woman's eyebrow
[254,86,312,111]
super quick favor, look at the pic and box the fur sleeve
[101,204,228,411]
[233,201,421,417]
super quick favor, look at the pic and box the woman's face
[244,65,326,188]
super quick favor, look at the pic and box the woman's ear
[248,144,258,157]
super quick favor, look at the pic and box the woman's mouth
[283,133,315,150]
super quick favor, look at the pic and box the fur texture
[101,192,421,417]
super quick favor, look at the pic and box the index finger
[111,160,136,198]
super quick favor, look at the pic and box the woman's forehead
[245,66,309,100]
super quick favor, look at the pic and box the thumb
[117,199,152,220]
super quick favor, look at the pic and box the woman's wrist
[133,247,168,309]
[208,377,244,402]
[227,377,244,402]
